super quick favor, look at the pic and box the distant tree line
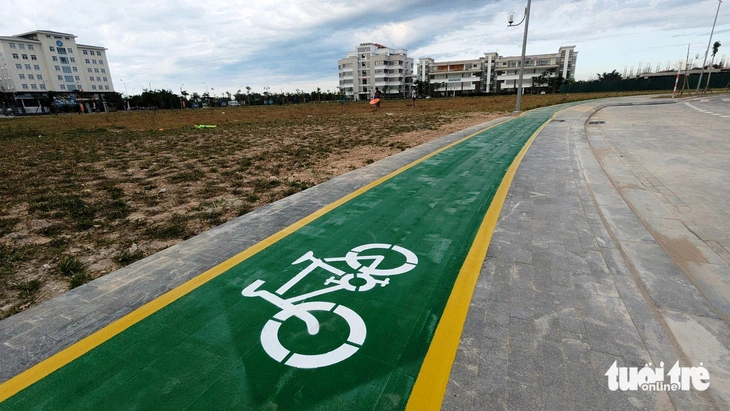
[117,87,350,110]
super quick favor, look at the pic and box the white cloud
[3,0,729,92]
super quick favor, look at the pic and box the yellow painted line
[406,111,560,410]
[0,118,512,403]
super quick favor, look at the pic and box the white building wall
[419,46,577,94]
[0,30,113,94]
[338,43,413,100]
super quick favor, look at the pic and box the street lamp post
[202,82,209,107]
[119,78,129,110]
[508,0,531,113]
[696,0,723,93]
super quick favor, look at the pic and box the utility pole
[696,0,723,93]
[508,0,531,112]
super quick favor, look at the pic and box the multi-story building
[1,30,113,107]
[417,46,577,95]
[418,57,489,95]
[338,43,414,101]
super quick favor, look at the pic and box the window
[87,68,92,72]
[57,47,67,54]
[105,85,109,90]
[102,77,107,82]
[65,75,74,82]
[62,66,71,73]
[99,60,104,66]
[92,85,97,90]
[31,55,37,60]
[28,74,34,80]
[19,44,26,50]
[89,76,94,81]
[57,75,63,80]
[85,58,90,64]
[9,43,16,49]
[60,84,66,89]
[22,84,28,90]
[52,56,58,61]
[55,65,61,71]
[50,46,55,52]
[31,84,37,90]
[92,59,97,64]
[74,76,80,80]
[70,57,75,62]
[37,74,42,80]
[34,65,40,70]
[94,68,99,73]
[25,64,31,70]
[96,51,101,56]
[72,67,78,72]
[15,63,22,69]
[40,84,46,90]
[19,74,25,79]
[60,57,68,64]
[67,48,73,54]
[96,76,101,81]
[12,53,19,59]
[83,50,88,55]
[101,69,106,73]
[28,45,34,50]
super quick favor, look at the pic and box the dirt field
[0,92,655,318]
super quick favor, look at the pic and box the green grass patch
[115,248,145,266]
[146,213,192,240]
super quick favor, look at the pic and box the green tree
[704,41,721,92]
[597,70,622,81]
[533,70,551,90]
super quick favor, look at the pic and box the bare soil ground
[0,93,655,318]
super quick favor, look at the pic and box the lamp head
[508,12,515,25]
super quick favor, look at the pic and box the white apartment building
[0,30,114,95]
[418,57,487,95]
[417,46,577,95]
[338,43,414,101]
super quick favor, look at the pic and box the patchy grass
[0,92,665,317]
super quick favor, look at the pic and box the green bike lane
[0,105,567,410]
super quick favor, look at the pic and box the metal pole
[696,0,722,93]
[515,0,531,112]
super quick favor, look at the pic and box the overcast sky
[3,0,729,96]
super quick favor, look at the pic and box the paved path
[0,106,563,409]
[1,95,728,410]
[444,95,730,410]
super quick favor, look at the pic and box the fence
[560,72,730,94]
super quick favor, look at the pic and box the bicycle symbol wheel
[260,301,366,369]
[343,243,418,276]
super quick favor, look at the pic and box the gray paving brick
[484,299,510,328]
[477,354,509,396]
[449,97,730,409]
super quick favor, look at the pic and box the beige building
[417,46,577,95]
[338,43,414,101]
[0,30,113,95]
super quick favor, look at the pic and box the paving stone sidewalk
[443,98,728,410]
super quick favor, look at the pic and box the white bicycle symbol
[242,243,418,369]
